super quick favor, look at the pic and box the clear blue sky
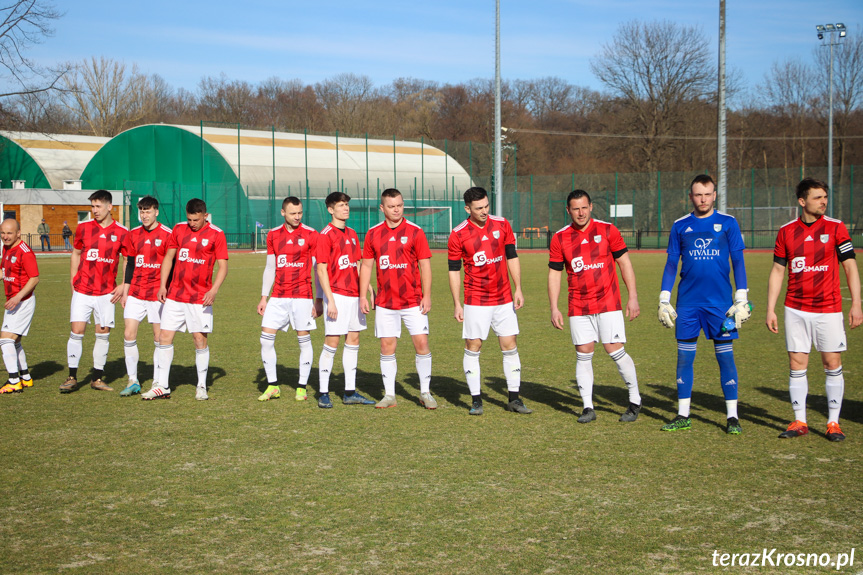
[30,0,863,95]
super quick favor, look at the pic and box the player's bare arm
[616,252,640,320]
[547,267,564,330]
[448,270,463,323]
[316,264,338,320]
[159,247,176,303]
[765,261,786,334]
[841,257,863,329]
[109,258,126,304]
[358,258,374,315]
[507,255,524,310]
[5,276,38,311]
[418,257,432,314]
[70,248,81,291]
[203,259,228,306]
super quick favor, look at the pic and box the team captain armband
[448,259,462,271]
[774,255,787,266]
[612,247,628,259]
[837,240,855,261]
[548,261,564,271]
[505,244,517,259]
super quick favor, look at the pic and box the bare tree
[197,74,257,125]
[590,20,712,227]
[315,73,378,135]
[759,58,818,172]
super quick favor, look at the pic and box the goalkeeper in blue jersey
[657,175,752,434]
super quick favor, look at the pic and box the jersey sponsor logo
[3,273,16,283]
[790,256,828,274]
[178,248,206,265]
[472,250,502,267]
[85,248,115,264]
[570,256,604,273]
[688,237,720,260]
[135,255,160,269]
[337,254,356,270]
[379,255,408,270]
[277,254,305,268]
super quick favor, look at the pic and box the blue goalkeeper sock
[715,341,739,419]
[676,341,696,416]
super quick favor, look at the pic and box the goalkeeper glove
[658,290,677,328]
[725,289,752,330]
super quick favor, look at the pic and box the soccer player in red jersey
[314,192,374,408]
[61,190,129,393]
[142,199,228,401]
[548,190,642,423]
[447,187,531,415]
[119,196,171,397]
[257,196,320,402]
[359,189,435,409]
[0,219,38,394]
[766,178,862,441]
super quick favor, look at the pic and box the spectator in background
[62,221,72,250]
[37,219,51,252]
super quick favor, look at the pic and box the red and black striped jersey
[2,241,38,300]
[549,220,627,316]
[165,222,229,304]
[362,218,432,310]
[774,216,854,313]
[317,224,360,297]
[124,224,172,301]
[448,215,515,306]
[267,223,318,299]
[73,219,129,296]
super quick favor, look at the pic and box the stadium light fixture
[815,22,847,217]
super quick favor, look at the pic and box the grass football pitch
[1,251,861,574]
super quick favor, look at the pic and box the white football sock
[502,348,521,392]
[157,344,174,390]
[463,349,481,396]
[14,342,28,373]
[260,332,277,384]
[678,397,691,418]
[152,341,159,383]
[725,399,738,420]
[297,334,313,386]
[416,353,432,394]
[318,345,336,394]
[93,333,110,370]
[789,369,808,423]
[609,347,641,405]
[67,332,83,369]
[0,339,19,381]
[343,344,359,393]
[576,351,594,409]
[380,354,397,396]
[195,347,209,388]
[124,339,139,380]
[825,367,844,424]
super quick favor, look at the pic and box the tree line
[1,11,861,180]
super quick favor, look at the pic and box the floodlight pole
[494,0,503,217]
[717,0,727,213]
[817,23,845,218]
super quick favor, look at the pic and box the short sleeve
[266,230,275,256]
[447,231,462,262]
[608,225,627,252]
[214,232,229,260]
[122,231,135,257]
[316,233,330,264]
[504,220,516,245]
[548,233,563,263]
[22,249,39,277]
[362,230,376,259]
[415,229,432,260]
[773,229,786,260]
[73,224,85,251]
[167,226,180,251]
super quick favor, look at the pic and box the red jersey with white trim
[363,218,432,310]
[2,241,38,300]
[166,222,229,304]
[73,219,129,296]
[124,224,172,301]
[774,216,853,313]
[316,224,361,297]
[267,223,318,299]
[549,219,627,316]
[448,215,515,306]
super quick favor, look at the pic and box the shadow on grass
[485,376,581,415]
[757,385,863,432]
[31,360,64,380]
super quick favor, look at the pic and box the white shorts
[124,295,163,324]
[323,292,367,336]
[262,297,317,332]
[2,296,35,336]
[161,299,212,334]
[569,310,626,346]
[784,307,846,353]
[70,291,115,328]
[463,303,519,340]
[374,306,429,338]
